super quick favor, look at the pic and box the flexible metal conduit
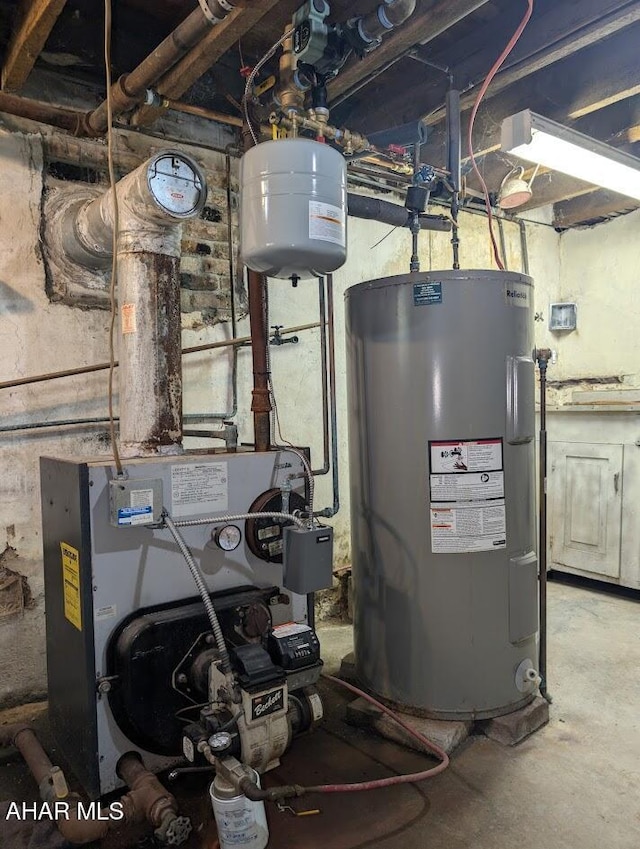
[163,512,234,680]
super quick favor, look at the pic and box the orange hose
[303,675,450,793]
[467,0,535,269]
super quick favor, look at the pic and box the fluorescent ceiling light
[501,110,640,201]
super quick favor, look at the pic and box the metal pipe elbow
[56,799,111,846]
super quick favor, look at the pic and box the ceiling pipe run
[58,150,207,458]
[83,1,244,136]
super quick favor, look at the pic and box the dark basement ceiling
[0,0,639,229]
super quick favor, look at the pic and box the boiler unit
[40,449,332,802]
[345,270,539,719]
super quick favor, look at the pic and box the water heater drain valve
[515,659,541,693]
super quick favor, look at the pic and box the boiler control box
[108,477,163,527]
[283,525,334,594]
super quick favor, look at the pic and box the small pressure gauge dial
[147,152,207,218]
[209,732,233,754]
[213,524,242,552]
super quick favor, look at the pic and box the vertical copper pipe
[248,269,272,451]
[243,125,271,451]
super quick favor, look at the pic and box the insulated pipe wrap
[348,193,451,231]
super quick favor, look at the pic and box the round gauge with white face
[213,524,242,552]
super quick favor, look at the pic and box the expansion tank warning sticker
[428,438,505,553]
[309,201,346,246]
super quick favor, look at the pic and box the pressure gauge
[213,524,242,552]
[208,732,233,754]
[146,152,207,218]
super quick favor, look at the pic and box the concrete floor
[1,577,639,848]
[318,576,640,849]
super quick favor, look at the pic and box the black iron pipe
[446,89,461,269]
[347,193,451,231]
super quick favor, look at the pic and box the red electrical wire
[302,675,449,794]
[468,0,535,270]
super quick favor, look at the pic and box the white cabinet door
[549,442,623,579]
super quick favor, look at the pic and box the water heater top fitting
[239,138,347,280]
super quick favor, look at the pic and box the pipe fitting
[118,753,192,846]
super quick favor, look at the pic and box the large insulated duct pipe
[84,1,242,135]
[60,151,207,457]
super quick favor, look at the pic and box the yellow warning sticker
[60,542,82,631]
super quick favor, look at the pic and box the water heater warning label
[430,502,506,553]
[428,438,506,553]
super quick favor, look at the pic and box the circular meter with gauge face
[212,524,242,552]
[147,152,207,218]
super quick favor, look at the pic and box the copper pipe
[0,92,84,133]
[248,269,272,451]
[0,322,320,392]
[84,7,213,136]
[0,724,110,845]
[166,100,243,128]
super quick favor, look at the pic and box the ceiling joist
[1,0,67,92]
[327,0,493,102]
[414,23,640,172]
[553,184,640,229]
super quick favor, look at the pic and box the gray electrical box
[283,526,334,594]
[108,477,163,527]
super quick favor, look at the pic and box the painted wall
[538,208,640,403]
[0,126,561,705]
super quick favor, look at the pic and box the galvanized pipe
[312,278,330,476]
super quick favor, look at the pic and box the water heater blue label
[414,282,442,306]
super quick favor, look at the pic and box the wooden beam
[426,0,640,125]
[2,0,67,92]
[133,0,282,127]
[553,189,640,228]
[413,23,640,171]
[345,3,640,145]
[327,0,493,101]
